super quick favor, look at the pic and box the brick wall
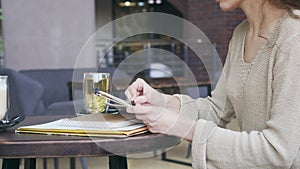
[169,0,245,81]
[168,0,187,16]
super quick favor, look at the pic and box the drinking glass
[0,76,8,122]
[83,73,110,114]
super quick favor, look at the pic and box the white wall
[2,0,97,70]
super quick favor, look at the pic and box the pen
[94,88,132,108]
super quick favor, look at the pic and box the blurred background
[0,0,245,78]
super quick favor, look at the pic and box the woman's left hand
[126,100,196,141]
[126,103,180,134]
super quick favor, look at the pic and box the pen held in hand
[94,88,133,109]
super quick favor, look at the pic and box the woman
[125,0,300,168]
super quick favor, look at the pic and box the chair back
[0,68,45,118]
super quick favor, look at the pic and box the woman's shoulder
[230,20,248,42]
[274,10,300,45]
[232,20,248,35]
[281,10,300,31]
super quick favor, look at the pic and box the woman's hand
[125,78,195,140]
[125,78,180,111]
[125,78,180,130]
[126,103,180,134]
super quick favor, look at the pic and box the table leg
[70,157,76,169]
[207,84,212,96]
[1,159,20,169]
[43,158,47,169]
[24,158,36,169]
[109,155,128,169]
[54,158,59,169]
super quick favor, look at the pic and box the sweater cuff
[163,94,198,138]
[165,95,198,139]
[192,119,217,169]
[173,94,199,119]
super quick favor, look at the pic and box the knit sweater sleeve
[175,34,236,128]
[191,33,300,168]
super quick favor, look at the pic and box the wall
[95,0,112,31]
[1,0,96,70]
[168,0,245,81]
[168,0,187,16]
[95,0,113,68]
[169,0,245,63]
[186,0,245,62]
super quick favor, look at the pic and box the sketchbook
[15,114,148,138]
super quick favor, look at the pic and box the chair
[0,68,86,169]
[19,68,90,169]
[0,68,45,169]
[0,68,45,119]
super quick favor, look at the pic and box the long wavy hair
[269,0,300,17]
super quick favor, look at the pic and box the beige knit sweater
[177,11,300,168]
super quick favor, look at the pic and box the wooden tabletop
[0,115,180,159]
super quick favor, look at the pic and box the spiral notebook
[16,114,148,138]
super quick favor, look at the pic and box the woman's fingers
[126,104,165,123]
[124,88,134,101]
[125,78,147,101]
[130,105,179,134]
[126,104,151,114]
[132,95,149,104]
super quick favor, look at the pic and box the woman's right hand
[125,78,168,107]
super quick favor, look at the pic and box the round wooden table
[0,115,180,169]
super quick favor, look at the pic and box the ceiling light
[138,2,144,6]
[119,1,136,7]
[148,0,154,4]
[156,0,162,4]
[124,1,131,6]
